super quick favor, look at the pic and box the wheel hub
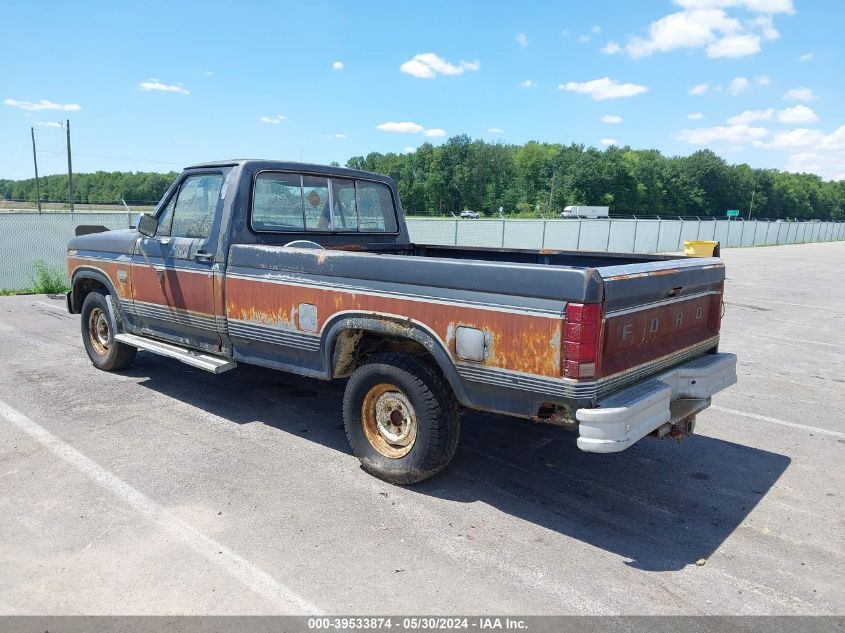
[361,383,418,458]
[88,307,110,355]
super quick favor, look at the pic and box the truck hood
[68,228,139,256]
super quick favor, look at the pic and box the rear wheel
[80,291,137,371]
[343,353,459,484]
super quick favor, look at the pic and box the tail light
[563,303,602,379]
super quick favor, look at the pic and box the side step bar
[114,333,236,374]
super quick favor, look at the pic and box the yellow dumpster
[684,240,719,257]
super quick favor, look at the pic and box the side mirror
[137,213,158,237]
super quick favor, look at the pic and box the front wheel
[80,291,137,371]
[343,353,460,484]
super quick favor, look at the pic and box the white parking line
[0,399,321,615]
[34,300,66,312]
[741,332,845,349]
[710,405,845,440]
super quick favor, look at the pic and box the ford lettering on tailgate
[599,292,722,377]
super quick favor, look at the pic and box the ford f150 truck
[66,160,737,483]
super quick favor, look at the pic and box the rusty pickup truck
[66,160,737,483]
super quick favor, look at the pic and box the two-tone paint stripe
[227,319,320,352]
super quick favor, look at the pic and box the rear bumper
[576,352,737,453]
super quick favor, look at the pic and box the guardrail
[0,212,843,290]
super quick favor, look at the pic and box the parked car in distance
[460,210,480,219]
[561,205,610,219]
[66,159,736,485]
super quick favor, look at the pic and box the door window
[160,174,223,239]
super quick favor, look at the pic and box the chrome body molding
[123,299,224,332]
[604,291,720,318]
[456,335,720,402]
[227,319,321,351]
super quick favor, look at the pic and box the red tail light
[563,303,602,379]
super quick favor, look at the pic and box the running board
[114,333,236,374]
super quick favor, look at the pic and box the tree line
[3,136,844,219]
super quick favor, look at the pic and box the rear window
[251,172,398,233]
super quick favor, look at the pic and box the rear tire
[343,353,460,485]
[80,291,137,371]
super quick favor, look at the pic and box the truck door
[131,172,225,352]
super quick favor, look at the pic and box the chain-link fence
[1,212,843,290]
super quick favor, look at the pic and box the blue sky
[2,0,843,181]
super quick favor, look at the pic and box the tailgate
[596,257,724,379]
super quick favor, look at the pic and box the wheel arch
[320,311,469,404]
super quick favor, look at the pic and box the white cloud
[728,76,750,95]
[400,53,480,78]
[778,105,819,124]
[259,114,286,124]
[600,138,618,146]
[36,121,64,128]
[403,147,416,154]
[322,132,347,139]
[332,61,344,70]
[764,128,824,149]
[755,74,770,86]
[727,108,774,124]
[515,33,529,48]
[488,127,504,134]
[519,79,534,89]
[560,77,648,100]
[614,1,794,60]
[601,41,621,54]
[560,29,570,38]
[201,70,214,77]
[786,150,845,181]
[376,121,445,137]
[782,87,816,101]
[727,105,819,125]
[601,115,623,124]
[688,83,710,95]
[4,98,81,111]
[677,123,769,145]
[592,25,602,34]
[707,33,762,58]
[799,52,814,62]
[138,80,189,95]
[376,121,424,133]
[687,112,705,120]
[577,34,591,43]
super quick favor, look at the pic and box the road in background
[0,241,843,614]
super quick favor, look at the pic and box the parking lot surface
[1,241,843,615]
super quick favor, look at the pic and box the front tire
[80,291,137,371]
[343,353,460,484]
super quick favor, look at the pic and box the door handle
[194,251,214,263]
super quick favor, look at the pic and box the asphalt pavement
[0,241,843,615]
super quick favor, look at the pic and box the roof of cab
[184,159,393,183]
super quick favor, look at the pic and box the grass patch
[27,260,70,295]
[0,288,26,296]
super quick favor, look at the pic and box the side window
[169,174,224,239]
[156,196,176,237]
[303,176,330,231]
[331,179,357,230]
[253,173,304,230]
[356,181,398,232]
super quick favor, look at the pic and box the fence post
[575,219,582,250]
[696,218,702,240]
[631,219,638,253]
[656,217,662,252]
[605,219,613,252]
[501,220,506,248]
[541,219,547,249]
[739,218,745,246]
[453,220,458,245]
[677,220,684,252]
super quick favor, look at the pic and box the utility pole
[65,119,74,213]
[30,127,42,214]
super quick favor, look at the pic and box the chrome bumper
[576,352,737,453]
